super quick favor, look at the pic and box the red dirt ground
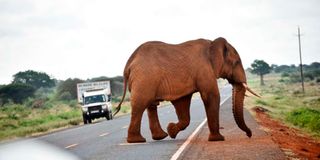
[253,107,320,160]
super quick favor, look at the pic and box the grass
[0,102,82,141]
[286,108,320,134]
[245,72,320,138]
[0,97,135,141]
[0,87,139,141]
[0,90,141,141]
[113,101,131,114]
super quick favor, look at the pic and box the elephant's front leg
[201,90,225,141]
[167,94,192,139]
[147,105,168,140]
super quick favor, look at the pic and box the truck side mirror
[108,94,111,102]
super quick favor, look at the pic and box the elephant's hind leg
[147,105,168,140]
[127,100,147,143]
[167,94,192,139]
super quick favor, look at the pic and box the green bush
[286,108,320,133]
[274,96,283,100]
[292,90,302,95]
[304,72,315,81]
[58,111,79,120]
[112,96,121,103]
[0,104,31,118]
[56,78,84,100]
[34,87,54,99]
[68,119,80,125]
[58,91,72,101]
[67,100,78,108]
[43,101,54,109]
[281,72,290,77]
[0,84,36,104]
[289,74,302,83]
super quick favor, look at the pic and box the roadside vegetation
[0,102,81,141]
[0,70,125,141]
[1,61,319,141]
[245,62,320,139]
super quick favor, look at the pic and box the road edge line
[170,96,231,160]
[65,143,78,149]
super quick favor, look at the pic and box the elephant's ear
[223,44,228,60]
[223,42,241,66]
[207,37,228,77]
[210,37,228,60]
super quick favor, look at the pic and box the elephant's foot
[208,133,225,141]
[152,130,168,140]
[127,134,146,143]
[167,123,180,139]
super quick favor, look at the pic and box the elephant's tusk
[242,83,261,98]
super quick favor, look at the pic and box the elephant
[114,37,260,143]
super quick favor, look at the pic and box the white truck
[77,81,113,124]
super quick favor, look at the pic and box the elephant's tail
[113,76,127,116]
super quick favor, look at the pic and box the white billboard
[76,81,111,102]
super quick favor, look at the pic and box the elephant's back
[127,42,188,74]
[128,39,209,67]
[125,39,210,78]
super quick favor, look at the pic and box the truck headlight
[82,107,88,112]
[102,105,107,109]
[107,103,112,110]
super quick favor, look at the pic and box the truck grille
[89,105,102,113]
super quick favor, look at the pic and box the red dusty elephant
[114,37,260,143]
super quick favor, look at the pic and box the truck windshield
[84,95,106,104]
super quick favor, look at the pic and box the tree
[89,76,124,96]
[273,64,297,73]
[309,62,320,69]
[250,60,271,85]
[12,70,55,89]
[56,78,84,100]
[270,64,278,72]
[0,84,36,104]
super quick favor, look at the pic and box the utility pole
[298,26,305,93]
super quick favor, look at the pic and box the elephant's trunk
[232,83,252,137]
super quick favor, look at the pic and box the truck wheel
[110,111,113,120]
[83,114,88,124]
[88,117,92,123]
[106,111,112,120]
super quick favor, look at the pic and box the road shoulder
[178,98,286,160]
[253,106,320,159]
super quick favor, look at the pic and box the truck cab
[81,89,113,124]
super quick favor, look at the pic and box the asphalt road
[0,85,285,160]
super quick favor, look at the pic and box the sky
[0,0,319,84]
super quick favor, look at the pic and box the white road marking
[119,142,149,146]
[122,125,128,129]
[99,132,109,137]
[65,143,78,149]
[170,96,231,160]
